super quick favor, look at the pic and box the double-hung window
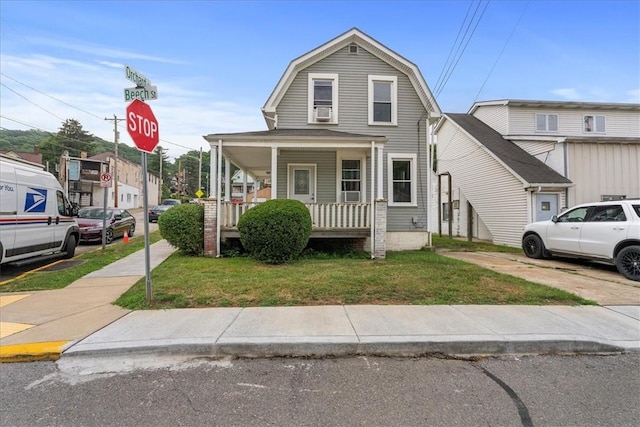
[341,159,361,202]
[535,113,558,132]
[583,115,605,133]
[308,73,338,124]
[368,75,397,125]
[387,153,417,206]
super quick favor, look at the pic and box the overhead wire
[0,72,206,161]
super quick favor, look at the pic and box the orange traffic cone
[123,231,129,243]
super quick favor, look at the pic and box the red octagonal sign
[126,98,159,154]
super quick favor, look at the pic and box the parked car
[76,207,136,244]
[522,200,640,281]
[161,199,182,206]
[148,204,174,223]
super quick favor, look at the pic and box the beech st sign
[126,99,159,153]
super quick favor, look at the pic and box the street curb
[60,338,632,360]
[0,341,69,363]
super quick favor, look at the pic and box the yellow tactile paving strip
[1,294,35,338]
[0,322,35,338]
[0,294,30,307]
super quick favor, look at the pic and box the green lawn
[2,234,593,309]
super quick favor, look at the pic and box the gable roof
[262,27,441,128]
[443,113,572,186]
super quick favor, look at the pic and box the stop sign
[126,99,159,153]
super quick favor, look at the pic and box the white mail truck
[0,154,80,267]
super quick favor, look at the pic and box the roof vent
[349,44,358,54]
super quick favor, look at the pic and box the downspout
[370,141,375,259]
[217,140,222,258]
[426,120,432,247]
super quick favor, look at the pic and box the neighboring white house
[202,28,442,258]
[435,99,640,247]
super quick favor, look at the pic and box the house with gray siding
[435,99,640,247]
[202,28,441,258]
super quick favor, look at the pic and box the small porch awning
[203,128,388,180]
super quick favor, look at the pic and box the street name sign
[125,65,151,88]
[124,85,158,102]
[126,99,159,154]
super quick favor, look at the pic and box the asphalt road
[2,354,638,426]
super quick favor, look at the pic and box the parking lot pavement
[438,251,640,306]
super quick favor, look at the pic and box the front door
[288,164,316,203]
[535,193,559,222]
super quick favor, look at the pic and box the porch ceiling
[204,128,387,179]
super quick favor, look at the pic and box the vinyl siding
[437,119,528,247]
[507,107,640,137]
[567,142,640,204]
[276,151,336,201]
[276,45,431,231]
[471,105,508,135]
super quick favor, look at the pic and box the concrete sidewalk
[1,241,639,362]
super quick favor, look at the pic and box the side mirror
[551,215,558,223]
[114,214,123,221]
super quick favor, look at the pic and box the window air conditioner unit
[315,106,332,122]
[342,191,360,203]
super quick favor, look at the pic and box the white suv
[522,200,640,281]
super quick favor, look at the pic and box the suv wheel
[616,245,640,282]
[523,234,546,259]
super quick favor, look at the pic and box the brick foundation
[203,198,218,257]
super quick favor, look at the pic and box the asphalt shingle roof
[445,113,572,185]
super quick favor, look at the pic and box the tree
[37,119,96,174]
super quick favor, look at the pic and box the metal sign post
[142,151,152,301]
[99,172,112,250]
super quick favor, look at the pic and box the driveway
[438,251,640,306]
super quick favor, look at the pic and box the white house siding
[276,45,431,232]
[505,107,640,138]
[437,120,529,247]
[470,105,508,135]
[567,142,640,204]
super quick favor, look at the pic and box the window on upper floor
[308,73,338,124]
[535,113,558,132]
[583,115,606,133]
[387,153,417,206]
[368,75,397,126]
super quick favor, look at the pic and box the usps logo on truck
[24,187,47,213]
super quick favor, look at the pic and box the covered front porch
[202,129,389,258]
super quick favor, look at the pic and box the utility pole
[105,115,125,207]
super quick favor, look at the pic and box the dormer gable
[261,27,441,129]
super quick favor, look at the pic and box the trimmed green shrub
[237,199,312,264]
[158,203,204,256]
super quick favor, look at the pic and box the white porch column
[253,174,258,201]
[242,170,248,203]
[210,143,218,198]
[271,146,278,199]
[224,158,231,202]
[376,145,384,200]
[370,141,375,258]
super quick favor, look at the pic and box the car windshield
[78,209,112,219]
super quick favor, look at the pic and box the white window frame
[535,113,558,132]
[583,114,606,133]
[368,75,398,126]
[336,151,367,203]
[387,153,417,207]
[308,73,339,124]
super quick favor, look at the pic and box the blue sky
[1,0,638,159]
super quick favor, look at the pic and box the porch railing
[220,201,371,229]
